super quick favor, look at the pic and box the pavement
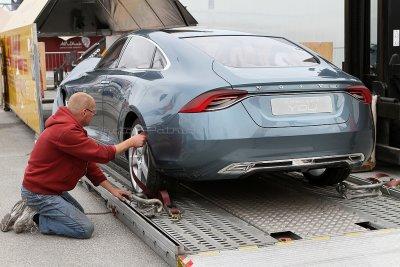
[0,109,167,266]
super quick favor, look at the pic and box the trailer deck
[81,164,400,266]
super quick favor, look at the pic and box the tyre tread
[303,166,351,186]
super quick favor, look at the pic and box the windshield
[184,36,319,68]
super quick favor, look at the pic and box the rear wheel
[128,120,163,194]
[302,166,351,186]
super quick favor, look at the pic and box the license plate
[271,95,333,115]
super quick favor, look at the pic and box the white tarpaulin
[2,0,197,35]
[0,7,12,31]
[1,0,48,32]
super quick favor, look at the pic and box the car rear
[158,33,374,180]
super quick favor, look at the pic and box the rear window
[184,36,318,68]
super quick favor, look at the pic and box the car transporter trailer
[79,162,400,266]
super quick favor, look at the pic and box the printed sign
[38,36,102,70]
[38,36,102,52]
[0,24,43,133]
[394,29,400,47]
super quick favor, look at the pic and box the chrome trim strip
[218,153,365,174]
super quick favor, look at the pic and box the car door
[85,37,128,142]
[102,36,159,145]
[78,71,104,135]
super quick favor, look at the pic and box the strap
[159,190,182,221]
[131,177,182,221]
[132,174,153,197]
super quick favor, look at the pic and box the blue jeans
[21,187,94,239]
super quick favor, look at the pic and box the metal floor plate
[100,163,400,257]
[152,187,276,253]
[100,164,276,253]
[287,172,400,228]
[184,175,373,239]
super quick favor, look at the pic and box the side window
[152,49,167,69]
[118,36,157,69]
[96,38,127,69]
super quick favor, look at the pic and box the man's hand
[110,188,132,201]
[100,180,132,201]
[114,132,147,155]
[127,132,147,148]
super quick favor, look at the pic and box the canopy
[1,0,197,35]
[0,7,11,31]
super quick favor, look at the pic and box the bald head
[67,92,96,126]
[68,92,95,114]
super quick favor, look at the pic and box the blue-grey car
[54,28,374,193]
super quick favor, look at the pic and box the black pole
[344,0,371,84]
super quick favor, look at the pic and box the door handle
[101,80,110,85]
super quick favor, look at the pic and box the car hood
[61,57,101,86]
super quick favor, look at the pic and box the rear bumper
[219,153,364,175]
[149,103,374,180]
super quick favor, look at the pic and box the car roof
[134,27,283,39]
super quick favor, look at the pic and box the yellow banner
[0,24,43,133]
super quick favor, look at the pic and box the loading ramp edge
[177,228,400,266]
[80,166,400,266]
[80,176,182,267]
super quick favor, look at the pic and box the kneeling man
[9,92,146,239]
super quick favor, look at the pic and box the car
[53,28,375,193]
[52,57,101,113]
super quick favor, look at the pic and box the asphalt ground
[0,109,167,266]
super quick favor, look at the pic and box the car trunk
[213,63,358,128]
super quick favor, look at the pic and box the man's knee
[79,221,94,239]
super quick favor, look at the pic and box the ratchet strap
[132,174,152,197]
[368,172,400,188]
[132,175,182,221]
[337,172,400,199]
[159,190,182,221]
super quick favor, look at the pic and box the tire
[302,166,351,186]
[128,119,164,194]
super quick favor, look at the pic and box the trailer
[2,0,400,265]
[80,163,400,266]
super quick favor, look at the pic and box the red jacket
[23,107,116,195]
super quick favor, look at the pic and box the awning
[1,0,197,36]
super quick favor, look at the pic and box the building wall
[181,0,345,67]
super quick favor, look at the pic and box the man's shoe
[13,206,36,234]
[1,200,27,232]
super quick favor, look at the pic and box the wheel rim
[308,168,326,176]
[129,124,150,193]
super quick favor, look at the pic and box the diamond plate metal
[287,172,400,228]
[187,175,370,239]
[339,196,400,226]
[100,163,276,253]
[102,161,400,255]
[152,188,276,253]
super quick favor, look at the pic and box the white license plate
[271,95,333,115]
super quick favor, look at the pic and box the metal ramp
[80,165,400,266]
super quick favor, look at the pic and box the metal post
[344,0,371,84]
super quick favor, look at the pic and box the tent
[1,0,197,36]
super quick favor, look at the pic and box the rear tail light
[179,89,248,113]
[346,86,372,104]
